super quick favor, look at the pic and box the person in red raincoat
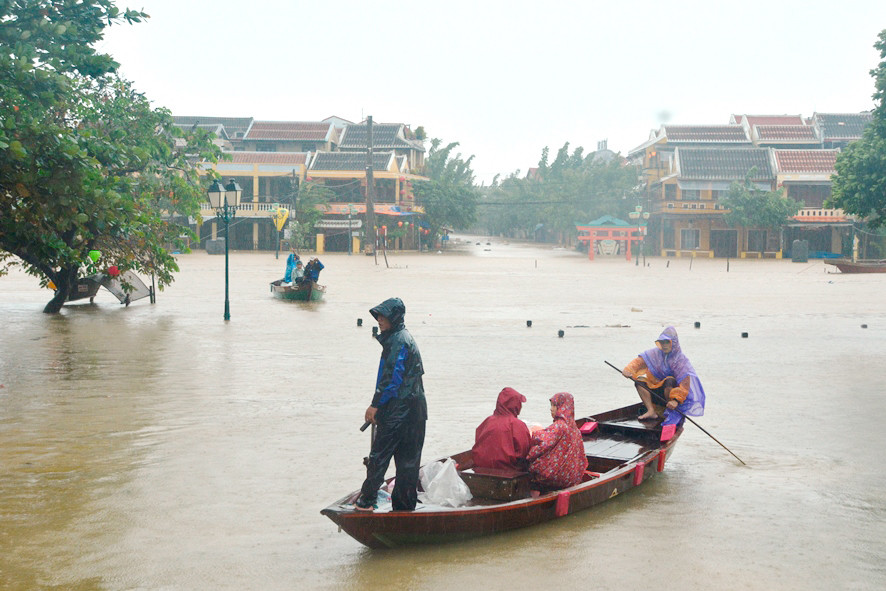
[471,387,532,471]
[527,392,588,489]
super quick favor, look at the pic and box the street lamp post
[208,178,242,321]
[628,205,651,266]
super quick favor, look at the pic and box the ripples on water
[1,237,885,590]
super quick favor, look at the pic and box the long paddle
[363,422,376,467]
[604,360,746,466]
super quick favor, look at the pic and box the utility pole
[365,115,377,263]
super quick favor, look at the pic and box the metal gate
[710,229,738,258]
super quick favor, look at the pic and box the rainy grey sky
[100,0,886,184]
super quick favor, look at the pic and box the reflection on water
[2,238,885,590]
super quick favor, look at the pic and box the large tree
[721,170,802,250]
[830,29,886,228]
[477,143,640,243]
[0,1,221,313]
[289,179,331,250]
[413,139,480,238]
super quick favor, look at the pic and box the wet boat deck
[583,417,662,461]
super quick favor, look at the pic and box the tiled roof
[774,149,837,174]
[663,125,750,143]
[339,123,423,151]
[755,125,818,142]
[245,121,332,142]
[677,148,773,180]
[734,114,804,127]
[173,116,253,137]
[309,151,396,171]
[229,152,308,165]
[814,112,872,140]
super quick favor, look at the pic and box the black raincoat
[357,297,427,511]
[369,297,427,421]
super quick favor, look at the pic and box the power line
[478,200,572,205]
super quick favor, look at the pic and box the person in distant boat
[282,250,300,284]
[472,387,532,471]
[527,392,587,489]
[292,260,305,284]
[355,297,427,512]
[622,326,706,425]
[303,257,324,282]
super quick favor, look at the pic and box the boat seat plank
[598,418,662,433]
[583,437,649,460]
[459,468,531,502]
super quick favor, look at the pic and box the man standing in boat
[355,297,427,512]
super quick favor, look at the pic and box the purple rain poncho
[638,326,706,426]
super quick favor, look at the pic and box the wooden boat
[321,402,682,549]
[269,279,326,301]
[823,258,886,273]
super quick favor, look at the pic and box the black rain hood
[370,297,406,331]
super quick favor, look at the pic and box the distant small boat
[823,259,886,274]
[269,279,326,301]
[321,402,681,549]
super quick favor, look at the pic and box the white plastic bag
[418,458,473,507]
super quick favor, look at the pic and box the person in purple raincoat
[622,326,706,427]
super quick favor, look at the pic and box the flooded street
[2,237,885,590]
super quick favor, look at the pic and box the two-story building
[628,112,871,259]
[774,149,850,255]
[173,116,427,253]
[338,122,426,171]
[654,146,776,258]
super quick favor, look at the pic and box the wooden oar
[362,423,376,467]
[604,360,746,466]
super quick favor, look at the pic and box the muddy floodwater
[1,236,885,590]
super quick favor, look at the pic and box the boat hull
[321,403,681,549]
[269,279,326,301]
[824,259,886,273]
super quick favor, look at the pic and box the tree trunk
[42,266,77,314]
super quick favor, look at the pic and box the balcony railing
[199,201,283,218]
[793,208,848,221]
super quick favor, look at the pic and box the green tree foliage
[478,143,641,243]
[721,170,802,229]
[413,138,480,238]
[289,180,331,250]
[0,1,221,313]
[830,29,886,228]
